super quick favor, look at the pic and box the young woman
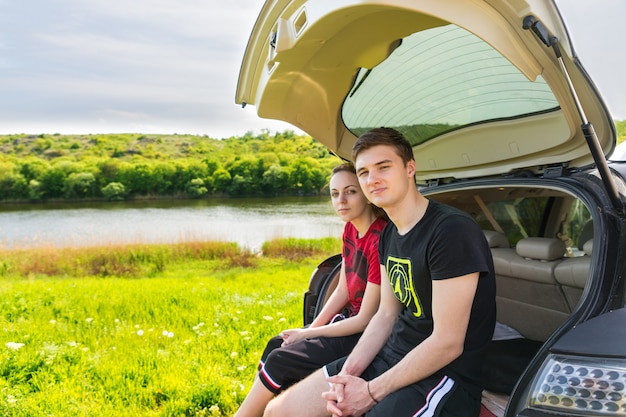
[234,163,387,417]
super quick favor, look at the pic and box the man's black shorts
[323,352,481,417]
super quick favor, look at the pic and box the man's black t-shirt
[378,200,496,395]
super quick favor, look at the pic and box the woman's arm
[283,279,380,344]
[308,262,351,328]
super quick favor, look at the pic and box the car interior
[431,185,593,415]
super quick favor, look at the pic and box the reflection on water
[0,197,344,252]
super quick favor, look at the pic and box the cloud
[0,0,298,137]
[0,0,622,139]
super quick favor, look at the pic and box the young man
[263,127,496,417]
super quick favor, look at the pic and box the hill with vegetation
[0,131,341,202]
[0,121,624,203]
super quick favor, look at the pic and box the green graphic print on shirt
[386,256,423,318]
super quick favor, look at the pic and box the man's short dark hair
[352,127,414,165]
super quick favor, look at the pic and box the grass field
[0,238,341,416]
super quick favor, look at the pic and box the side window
[558,199,592,256]
[475,197,549,246]
[474,195,591,254]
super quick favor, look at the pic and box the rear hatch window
[342,24,560,147]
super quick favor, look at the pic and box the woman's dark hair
[331,162,356,176]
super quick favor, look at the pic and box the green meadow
[0,238,341,416]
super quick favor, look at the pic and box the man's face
[354,144,415,209]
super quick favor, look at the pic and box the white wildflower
[137,330,144,336]
[5,342,24,350]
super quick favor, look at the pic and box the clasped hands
[322,375,377,417]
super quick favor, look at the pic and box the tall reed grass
[261,237,340,259]
[0,237,341,416]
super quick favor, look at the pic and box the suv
[236,1,626,417]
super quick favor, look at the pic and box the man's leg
[264,368,330,417]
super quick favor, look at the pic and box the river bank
[0,236,342,278]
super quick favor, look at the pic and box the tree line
[1,120,624,203]
[0,131,341,202]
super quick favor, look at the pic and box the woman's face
[329,170,370,223]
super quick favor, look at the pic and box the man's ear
[406,159,416,178]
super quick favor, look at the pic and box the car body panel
[303,253,342,325]
[550,308,626,357]
[236,0,615,182]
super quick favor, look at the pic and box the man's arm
[327,272,479,416]
[340,265,400,376]
[368,272,478,399]
[322,265,400,416]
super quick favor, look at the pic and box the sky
[0,0,623,139]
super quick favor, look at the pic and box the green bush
[187,178,208,198]
[27,179,43,201]
[63,172,96,198]
[102,182,127,201]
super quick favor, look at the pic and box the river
[0,197,344,252]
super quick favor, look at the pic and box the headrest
[582,239,593,256]
[516,237,565,261]
[483,230,509,248]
